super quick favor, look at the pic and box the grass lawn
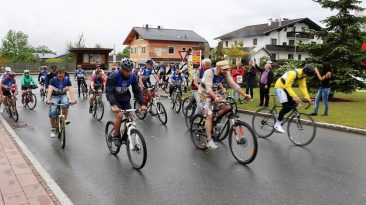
[183,88,366,129]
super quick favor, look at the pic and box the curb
[0,115,74,205]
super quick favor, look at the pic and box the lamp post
[294,33,300,59]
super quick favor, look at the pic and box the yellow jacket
[275,69,310,99]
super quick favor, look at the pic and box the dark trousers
[259,84,270,107]
[278,90,296,121]
[77,78,87,96]
[246,86,254,98]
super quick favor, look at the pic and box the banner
[192,50,201,68]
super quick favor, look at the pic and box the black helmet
[303,64,315,76]
[146,59,154,65]
[120,58,134,70]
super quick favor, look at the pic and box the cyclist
[74,65,88,97]
[158,63,166,82]
[168,69,183,99]
[199,60,251,149]
[107,66,117,77]
[191,59,212,114]
[46,67,77,138]
[92,63,105,75]
[38,66,48,90]
[45,65,58,89]
[106,58,147,147]
[138,59,160,89]
[0,72,18,106]
[274,64,315,133]
[88,70,106,113]
[0,67,12,81]
[20,70,38,104]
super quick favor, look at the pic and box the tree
[95,43,102,48]
[33,45,56,54]
[0,30,37,62]
[116,46,130,58]
[65,33,87,53]
[223,41,250,65]
[302,0,366,93]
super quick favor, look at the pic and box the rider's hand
[293,97,302,104]
[46,100,51,105]
[244,94,251,100]
[140,105,147,112]
[214,96,222,103]
[111,105,121,113]
[308,98,313,105]
[14,92,18,95]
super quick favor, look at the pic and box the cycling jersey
[1,77,15,89]
[38,70,48,82]
[20,74,37,87]
[201,68,225,91]
[75,69,87,79]
[275,69,310,99]
[139,68,153,81]
[90,74,104,86]
[49,77,71,96]
[169,73,182,86]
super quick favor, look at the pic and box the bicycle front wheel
[126,129,147,170]
[59,117,66,149]
[190,114,207,150]
[26,93,37,110]
[134,100,147,120]
[174,93,182,113]
[287,113,316,146]
[105,121,120,155]
[96,100,104,121]
[229,121,258,165]
[156,102,167,125]
[11,103,18,122]
[252,107,275,138]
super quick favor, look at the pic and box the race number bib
[237,76,243,84]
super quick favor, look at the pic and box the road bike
[252,94,316,146]
[105,108,147,169]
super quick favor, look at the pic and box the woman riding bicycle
[20,70,38,104]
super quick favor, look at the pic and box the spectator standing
[257,61,274,107]
[231,62,245,101]
[310,62,332,116]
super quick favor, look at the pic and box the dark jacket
[257,66,274,87]
[245,65,257,87]
[106,71,144,106]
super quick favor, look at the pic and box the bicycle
[183,96,197,129]
[51,103,68,149]
[81,79,88,99]
[105,108,147,169]
[190,100,258,165]
[3,94,19,122]
[252,94,316,146]
[22,85,38,110]
[91,89,104,121]
[134,84,168,125]
[170,84,183,113]
[39,82,47,102]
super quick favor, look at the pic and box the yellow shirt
[275,69,310,100]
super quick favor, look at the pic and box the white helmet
[24,70,30,73]
[5,67,11,72]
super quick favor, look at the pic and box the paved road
[2,77,366,204]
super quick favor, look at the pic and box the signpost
[178,50,189,61]
[192,50,201,68]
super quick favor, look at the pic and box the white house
[215,18,322,61]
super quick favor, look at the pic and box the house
[70,48,113,70]
[123,25,209,64]
[215,18,322,61]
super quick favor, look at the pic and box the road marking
[0,115,74,205]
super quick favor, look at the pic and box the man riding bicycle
[45,65,58,89]
[274,64,315,133]
[38,66,48,90]
[106,58,147,147]
[168,69,183,98]
[74,65,88,97]
[0,72,18,106]
[139,60,160,90]
[20,70,38,104]
[192,59,212,114]
[46,67,77,138]
[199,60,251,149]
[88,70,106,113]
[1,67,12,81]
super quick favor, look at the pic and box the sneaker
[113,136,122,147]
[65,120,70,125]
[206,139,218,149]
[274,121,285,133]
[89,106,93,113]
[310,113,317,116]
[50,128,57,138]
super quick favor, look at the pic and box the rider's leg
[203,100,218,149]
[77,80,81,97]
[83,79,88,92]
[88,93,94,113]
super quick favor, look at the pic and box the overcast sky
[1,0,365,55]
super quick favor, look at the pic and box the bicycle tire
[215,118,230,142]
[96,100,104,121]
[226,97,238,114]
[126,129,147,170]
[229,121,258,165]
[170,91,176,109]
[252,107,275,138]
[26,93,37,110]
[105,121,120,155]
[174,93,182,113]
[156,102,167,125]
[133,100,147,120]
[60,117,66,149]
[287,113,316,146]
[181,97,191,117]
[11,103,18,122]
[190,114,207,150]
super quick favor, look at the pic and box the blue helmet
[120,58,134,70]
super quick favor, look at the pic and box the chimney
[144,24,149,29]
[279,18,282,27]
[268,18,272,26]
[157,25,162,29]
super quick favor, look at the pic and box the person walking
[231,62,245,101]
[258,61,274,107]
[245,60,257,101]
[310,62,332,116]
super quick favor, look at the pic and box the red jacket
[231,67,245,83]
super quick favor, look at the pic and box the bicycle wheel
[190,114,207,150]
[215,118,230,142]
[252,107,275,138]
[133,100,147,120]
[96,100,104,121]
[156,102,167,125]
[229,121,258,165]
[126,129,147,169]
[59,117,66,149]
[26,93,37,110]
[226,97,238,114]
[174,93,182,113]
[170,91,176,109]
[105,121,120,155]
[181,97,191,117]
[287,113,316,146]
[10,103,18,122]
[40,89,45,101]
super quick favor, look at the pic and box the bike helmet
[146,59,154,65]
[8,71,16,77]
[303,64,315,76]
[24,70,30,74]
[5,67,11,72]
[120,58,134,70]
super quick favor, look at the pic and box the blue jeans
[192,90,203,115]
[49,95,69,118]
[313,87,330,115]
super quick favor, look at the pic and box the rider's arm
[20,75,25,87]
[225,73,249,98]
[105,73,118,106]
[131,76,144,105]
[65,79,76,102]
[90,75,95,90]
[138,74,144,88]
[0,80,3,95]
[46,79,54,101]
[30,77,37,86]
[282,71,298,98]
[193,74,200,89]
[153,73,160,83]
[203,70,217,99]
[38,72,42,82]
[298,78,310,100]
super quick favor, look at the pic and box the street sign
[178,50,189,61]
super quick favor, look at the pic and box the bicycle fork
[126,122,140,151]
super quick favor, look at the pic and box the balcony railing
[265,44,304,52]
[287,32,314,39]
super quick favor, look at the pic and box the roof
[70,48,113,52]
[34,53,57,59]
[215,18,322,40]
[123,27,208,45]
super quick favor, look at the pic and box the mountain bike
[91,89,104,121]
[39,82,47,102]
[105,108,147,169]
[4,94,18,122]
[252,94,316,146]
[170,84,182,113]
[52,103,68,149]
[22,85,38,110]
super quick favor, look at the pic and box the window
[282,42,287,46]
[270,38,277,45]
[168,46,175,54]
[311,41,316,44]
[301,27,306,32]
[253,38,257,45]
[142,47,146,54]
[289,40,295,46]
[271,53,276,60]
[134,48,137,54]
[293,27,296,32]
[225,41,228,47]
[299,40,302,44]
[298,54,302,60]
[130,47,133,54]
[288,54,294,60]
[284,27,287,32]
[182,48,186,51]
[136,34,140,40]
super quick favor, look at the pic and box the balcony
[265,44,304,52]
[287,32,314,39]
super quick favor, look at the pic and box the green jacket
[20,74,37,87]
